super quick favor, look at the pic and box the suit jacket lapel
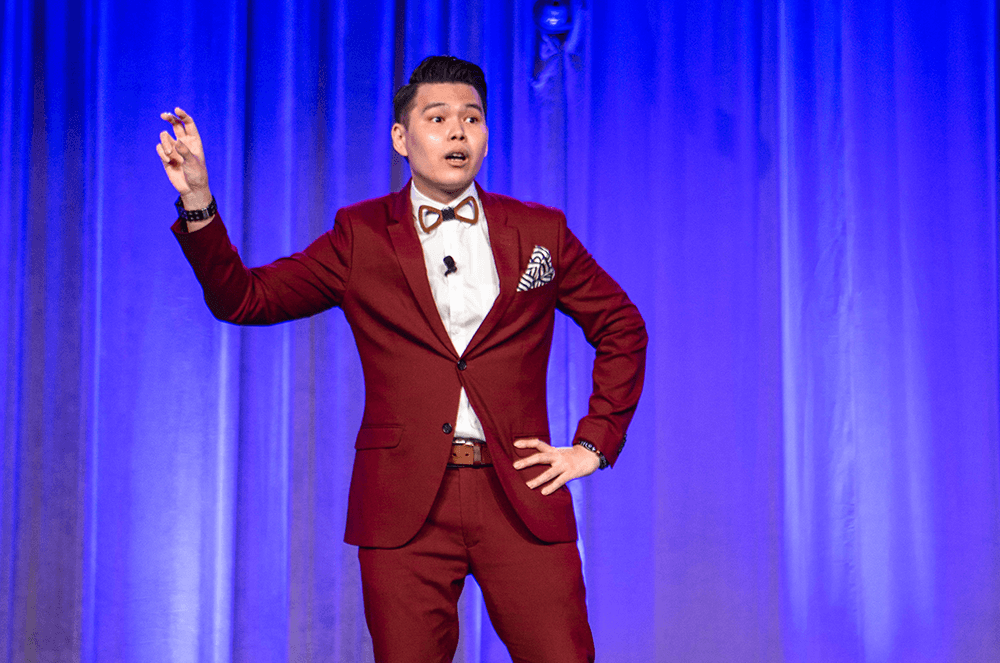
[386,184,458,358]
[464,186,521,356]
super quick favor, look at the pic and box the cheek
[408,139,431,160]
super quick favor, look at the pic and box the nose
[448,119,466,141]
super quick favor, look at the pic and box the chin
[434,176,473,193]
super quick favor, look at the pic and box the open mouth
[445,152,468,164]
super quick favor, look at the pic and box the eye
[465,116,480,124]
[430,116,443,123]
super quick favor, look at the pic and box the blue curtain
[2,0,997,661]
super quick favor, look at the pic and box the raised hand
[156,107,212,209]
[512,438,602,496]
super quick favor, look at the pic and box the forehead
[412,82,483,112]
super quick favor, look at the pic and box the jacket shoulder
[335,190,403,226]
[483,191,566,227]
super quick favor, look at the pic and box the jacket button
[442,423,453,434]
[457,359,467,371]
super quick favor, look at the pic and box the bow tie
[417,196,480,233]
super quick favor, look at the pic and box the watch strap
[175,196,217,222]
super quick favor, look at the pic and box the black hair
[392,56,487,126]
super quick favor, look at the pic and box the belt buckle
[453,437,484,465]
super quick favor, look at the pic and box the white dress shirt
[411,181,500,441]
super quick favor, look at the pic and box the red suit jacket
[173,183,646,548]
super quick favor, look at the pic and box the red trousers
[359,466,596,663]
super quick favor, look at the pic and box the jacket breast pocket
[517,281,555,298]
[511,283,555,323]
[355,425,403,450]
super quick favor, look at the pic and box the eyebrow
[421,102,484,114]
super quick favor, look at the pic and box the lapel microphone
[443,256,457,276]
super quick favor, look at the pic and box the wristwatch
[575,439,609,470]
[174,196,217,222]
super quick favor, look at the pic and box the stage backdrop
[2,0,998,661]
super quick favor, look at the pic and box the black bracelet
[575,439,609,470]
[175,196,217,222]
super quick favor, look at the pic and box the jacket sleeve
[171,209,353,325]
[555,220,647,467]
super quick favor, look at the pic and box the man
[157,56,646,662]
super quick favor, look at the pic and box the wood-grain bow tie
[417,196,480,233]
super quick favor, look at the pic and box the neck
[412,179,475,205]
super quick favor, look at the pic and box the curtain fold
[2,1,997,661]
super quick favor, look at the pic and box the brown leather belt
[448,437,492,467]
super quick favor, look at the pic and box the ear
[391,123,408,158]
[483,124,489,158]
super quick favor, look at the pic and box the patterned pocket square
[517,245,555,292]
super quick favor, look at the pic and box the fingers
[513,444,567,494]
[157,131,182,166]
[539,478,568,496]
[511,439,558,470]
[159,129,175,151]
[155,142,172,165]
[160,107,200,141]
[173,139,193,156]
[513,443,599,495]
[513,437,551,451]
[526,466,562,492]
[157,127,198,165]
[512,450,552,470]
[174,107,200,138]
[160,112,187,139]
